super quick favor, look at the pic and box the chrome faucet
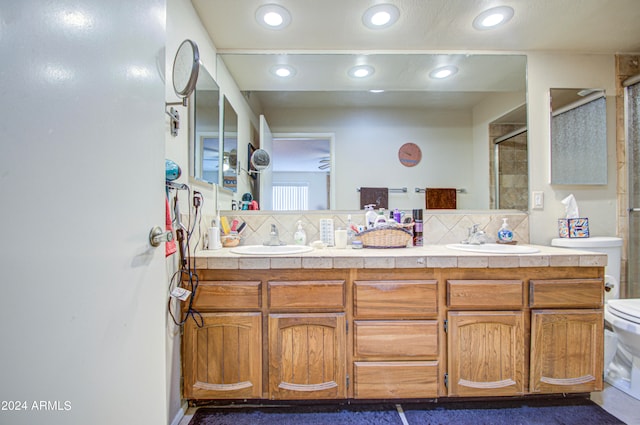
[464,224,488,245]
[264,224,285,246]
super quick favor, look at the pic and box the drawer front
[192,281,261,310]
[354,361,438,398]
[354,320,438,359]
[268,280,345,310]
[530,279,603,308]
[448,280,523,309]
[354,280,437,318]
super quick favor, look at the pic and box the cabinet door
[183,313,262,399]
[530,309,603,393]
[269,313,346,399]
[448,311,525,396]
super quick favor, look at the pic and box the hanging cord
[167,188,204,327]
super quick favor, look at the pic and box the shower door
[627,79,640,298]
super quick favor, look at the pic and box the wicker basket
[354,225,413,248]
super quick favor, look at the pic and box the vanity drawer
[268,280,345,310]
[448,280,523,309]
[530,279,603,308]
[191,281,261,310]
[354,361,438,398]
[354,320,438,359]
[354,280,437,318]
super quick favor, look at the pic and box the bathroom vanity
[183,245,606,402]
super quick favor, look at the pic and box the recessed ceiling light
[362,4,400,29]
[429,65,458,79]
[270,65,296,78]
[472,6,514,30]
[255,4,291,30]
[348,65,375,78]
[369,89,385,93]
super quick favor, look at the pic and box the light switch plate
[532,191,544,209]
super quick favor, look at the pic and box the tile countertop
[194,244,607,270]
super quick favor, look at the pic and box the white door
[0,1,168,424]
[259,114,274,210]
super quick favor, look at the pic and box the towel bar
[415,187,466,194]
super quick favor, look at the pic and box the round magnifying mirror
[172,39,200,98]
[251,149,271,171]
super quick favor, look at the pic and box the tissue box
[557,218,590,238]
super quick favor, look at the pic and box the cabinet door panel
[530,309,603,393]
[184,313,262,399]
[448,311,525,396]
[269,313,346,399]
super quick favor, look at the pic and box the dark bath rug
[188,403,402,425]
[188,398,625,425]
[401,398,625,425]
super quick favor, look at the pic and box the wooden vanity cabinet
[446,280,526,397]
[529,279,604,394]
[267,280,347,399]
[182,280,263,399]
[353,279,440,399]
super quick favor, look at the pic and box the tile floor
[178,384,640,425]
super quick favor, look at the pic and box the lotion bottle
[497,218,514,242]
[294,221,307,245]
[364,205,377,229]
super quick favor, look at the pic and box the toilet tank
[551,236,622,284]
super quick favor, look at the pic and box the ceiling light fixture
[255,4,291,30]
[472,6,514,30]
[348,65,375,78]
[429,65,458,79]
[362,4,400,29]
[369,89,385,93]
[270,64,296,78]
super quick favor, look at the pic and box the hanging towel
[165,197,177,257]
[425,188,457,209]
[360,187,389,209]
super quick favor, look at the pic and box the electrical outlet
[532,191,544,209]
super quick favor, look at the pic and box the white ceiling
[193,0,640,53]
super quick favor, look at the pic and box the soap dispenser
[294,221,307,245]
[497,218,514,242]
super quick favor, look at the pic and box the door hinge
[444,373,448,388]
[444,319,448,333]
[346,320,349,334]
[346,375,350,389]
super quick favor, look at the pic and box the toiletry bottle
[393,208,402,224]
[346,214,355,244]
[497,218,514,242]
[294,221,307,245]
[412,209,423,246]
[365,205,377,229]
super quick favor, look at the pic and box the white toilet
[552,236,640,400]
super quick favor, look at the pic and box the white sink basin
[446,243,540,254]
[230,245,314,255]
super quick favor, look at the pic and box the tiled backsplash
[208,210,529,248]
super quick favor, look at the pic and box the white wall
[526,53,617,244]
[266,107,477,210]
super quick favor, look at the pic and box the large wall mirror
[191,65,220,184]
[219,53,527,210]
[550,88,607,185]
[221,96,238,192]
